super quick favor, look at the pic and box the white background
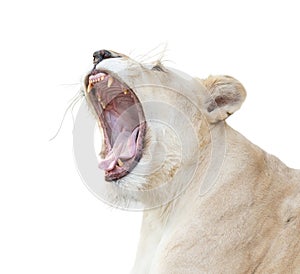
[1,0,300,273]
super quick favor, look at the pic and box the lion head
[81,50,246,208]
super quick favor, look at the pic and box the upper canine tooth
[117,159,124,167]
[107,77,113,88]
[87,83,93,93]
[124,89,128,95]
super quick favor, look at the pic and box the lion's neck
[132,123,300,273]
[132,122,272,272]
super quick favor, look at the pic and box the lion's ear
[202,75,246,123]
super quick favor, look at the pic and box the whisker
[136,43,169,63]
[137,44,165,59]
[49,90,84,141]
[68,88,84,104]
[157,58,175,66]
[71,95,84,124]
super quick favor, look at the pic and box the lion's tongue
[98,127,139,171]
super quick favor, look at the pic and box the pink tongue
[98,127,139,171]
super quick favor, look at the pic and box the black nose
[93,49,121,66]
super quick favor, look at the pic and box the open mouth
[85,70,146,181]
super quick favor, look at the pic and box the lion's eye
[151,64,165,72]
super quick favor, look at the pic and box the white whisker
[135,43,169,64]
[49,90,84,141]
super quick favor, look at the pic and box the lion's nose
[93,49,121,66]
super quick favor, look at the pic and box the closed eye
[151,64,165,72]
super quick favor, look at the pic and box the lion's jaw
[83,54,210,208]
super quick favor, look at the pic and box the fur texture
[84,51,300,273]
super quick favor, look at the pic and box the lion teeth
[101,102,106,109]
[107,77,113,88]
[117,159,124,167]
[100,75,105,81]
[123,89,128,95]
[87,84,93,93]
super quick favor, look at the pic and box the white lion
[83,50,300,274]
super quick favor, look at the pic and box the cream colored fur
[85,52,300,273]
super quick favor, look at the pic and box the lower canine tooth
[117,159,124,167]
[101,102,106,109]
[107,77,113,87]
[100,76,105,81]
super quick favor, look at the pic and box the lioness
[82,50,300,273]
